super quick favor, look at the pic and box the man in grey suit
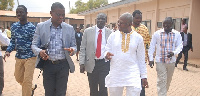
[79,13,112,96]
[31,2,76,96]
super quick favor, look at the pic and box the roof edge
[78,0,139,15]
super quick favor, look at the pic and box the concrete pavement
[1,51,200,96]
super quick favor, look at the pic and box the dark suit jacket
[75,32,83,45]
[181,32,192,50]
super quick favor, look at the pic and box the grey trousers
[0,56,4,94]
[156,62,175,96]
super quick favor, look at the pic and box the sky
[13,0,121,13]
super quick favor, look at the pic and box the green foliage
[70,0,108,14]
[0,0,15,11]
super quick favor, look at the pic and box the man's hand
[80,64,85,73]
[64,48,74,56]
[149,61,154,68]
[3,55,6,62]
[167,52,174,58]
[142,78,149,88]
[3,52,10,62]
[39,50,49,60]
[105,52,114,60]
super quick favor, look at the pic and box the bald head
[119,12,133,25]
[118,12,133,33]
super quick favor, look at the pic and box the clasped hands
[149,52,174,68]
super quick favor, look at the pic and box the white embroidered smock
[105,30,147,89]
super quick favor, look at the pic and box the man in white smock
[105,13,149,96]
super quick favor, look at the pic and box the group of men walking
[0,1,193,96]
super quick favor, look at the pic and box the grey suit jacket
[79,26,112,73]
[31,19,76,73]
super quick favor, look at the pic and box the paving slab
[1,51,200,96]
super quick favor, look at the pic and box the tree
[0,0,15,11]
[70,0,108,14]
[70,0,88,14]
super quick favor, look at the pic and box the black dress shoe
[183,68,188,71]
[175,63,178,67]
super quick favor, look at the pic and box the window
[86,24,90,28]
[80,24,84,29]
[173,18,181,31]
[157,22,162,28]
[71,24,77,30]
[142,20,151,35]
[172,18,189,32]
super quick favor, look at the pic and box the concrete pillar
[153,0,159,35]
[188,0,200,58]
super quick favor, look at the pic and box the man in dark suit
[175,26,193,71]
[75,27,83,61]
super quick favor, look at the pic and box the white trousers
[109,86,141,96]
[156,62,175,96]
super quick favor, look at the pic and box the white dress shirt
[0,31,10,56]
[148,29,183,63]
[95,26,106,59]
[105,30,147,89]
[183,32,188,46]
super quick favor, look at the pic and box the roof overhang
[78,0,139,15]
[0,10,84,20]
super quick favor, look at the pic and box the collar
[132,23,141,29]
[161,28,175,34]
[183,32,189,34]
[48,18,63,28]
[50,24,62,29]
[18,21,29,26]
[96,25,105,32]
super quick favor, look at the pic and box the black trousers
[140,79,145,96]
[176,46,189,68]
[0,57,4,95]
[87,59,110,96]
[43,59,69,96]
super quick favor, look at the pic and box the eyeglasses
[16,11,26,15]
[54,12,65,17]
[97,18,106,21]
[117,21,127,25]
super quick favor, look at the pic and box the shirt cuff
[141,74,147,79]
[36,49,42,56]
[149,56,153,61]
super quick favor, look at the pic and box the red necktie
[96,29,102,58]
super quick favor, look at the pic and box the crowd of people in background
[0,1,193,96]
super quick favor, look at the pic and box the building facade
[0,11,84,30]
[79,0,200,59]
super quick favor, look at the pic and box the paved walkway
[1,51,200,96]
